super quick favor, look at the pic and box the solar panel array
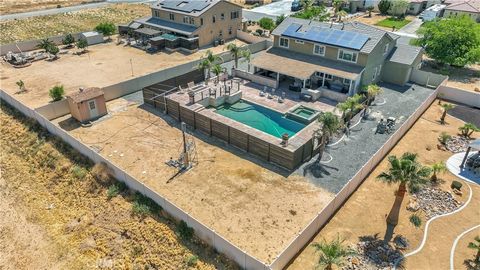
[282,23,369,50]
[160,0,210,13]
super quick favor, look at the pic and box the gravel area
[411,186,463,219]
[295,83,435,193]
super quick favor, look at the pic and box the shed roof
[387,44,423,66]
[134,27,162,36]
[251,47,364,80]
[445,0,480,12]
[81,31,102,37]
[68,87,104,103]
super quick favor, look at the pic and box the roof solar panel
[282,24,369,51]
[161,0,210,13]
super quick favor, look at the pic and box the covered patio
[249,48,364,101]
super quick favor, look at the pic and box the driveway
[394,18,423,38]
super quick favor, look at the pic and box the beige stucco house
[443,0,480,22]
[120,0,242,52]
[248,17,423,99]
[67,87,107,123]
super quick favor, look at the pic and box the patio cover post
[348,80,353,96]
[460,147,471,168]
[322,73,326,87]
[276,72,280,88]
[303,79,306,89]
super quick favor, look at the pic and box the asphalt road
[0,0,154,21]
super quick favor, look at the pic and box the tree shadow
[463,259,479,270]
[302,160,339,178]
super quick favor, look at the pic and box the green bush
[49,85,65,101]
[71,165,88,180]
[107,182,127,199]
[131,192,161,217]
[451,180,462,190]
[438,132,451,145]
[255,28,264,36]
[76,38,88,51]
[185,255,198,266]
[62,33,75,46]
[94,22,116,37]
[177,220,194,241]
[409,214,422,228]
[258,17,275,31]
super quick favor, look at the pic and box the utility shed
[67,87,107,123]
[382,45,423,86]
[80,31,104,45]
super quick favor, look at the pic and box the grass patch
[177,220,194,241]
[185,255,198,266]
[71,165,88,180]
[131,192,161,218]
[107,182,126,199]
[375,17,411,29]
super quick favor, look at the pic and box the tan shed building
[67,87,107,123]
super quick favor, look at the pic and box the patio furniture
[329,83,344,92]
[300,93,312,101]
[187,81,195,90]
[289,84,302,92]
[301,88,321,101]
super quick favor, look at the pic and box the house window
[221,13,225,20]
[88,100,96,110]
[212,15,216,23]
[231,11,239,19]
[169,13,175,20]
[183,16,189,23]
[338,49,357,63]
[325,74,333,80]
[279,37,289,48]
[229,26,233,35]
[343,78,351,85]
[219,30,223,37]
[189,17,195,25]
[295,39,304,44]
[200,18,204,25]
[315,72,324,77]
[313,44,325,56]
[383,43,389,55]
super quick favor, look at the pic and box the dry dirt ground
[0,39,246,108]
[0,0,101,15]
[453,227,480,270]
[52,95,335,263]
[0,3,151,44]
[287,101,480,270]
[0,101,237,270]
[422,61,480,92]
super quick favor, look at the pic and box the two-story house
[120,0,242,51]
[249,17,423,99]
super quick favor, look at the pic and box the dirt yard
[0,39,246,108]
[0,3,151,44]
[0,101,237,270]
[51,95,335,263]
[349,12,416,31]
[287,101,480,269]
[0,0,102,15]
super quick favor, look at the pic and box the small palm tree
[16,80,25,93]
[312,235,356,270]
[337,10,348,22]
[197,50,222,83]
[196,59,211,81]
[440,103,455,124]
[226,42,241,69]
[366,6,374,17]
[332,0,345,16]
[211,64,223,84]
[315,112,341,162]
[37,38,54,51]
[241,49,252,72]
[377,152,431,225]
[468,236,480,263]
[459,123,480,138]
[430,161,447,182]
[301,0,314,10]
[336,94,364,127]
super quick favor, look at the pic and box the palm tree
[241,49,252,72]
[37,38,54,51]
[211,64,223,84]
[362,84,382,118]
[459,123,480,138]
[440,103,455,124]
[332,0,345,17]
[430,162,447,182]
[315,112,341,162]
[16,80,25,93]
[197,50,223,83]
[226,43,242,69]
[468,236,480,263]
[337,10,348,22]
[196,59,211,81]
[312,235,356,270]
[336,94,364,127]
[377,152,431,225]
[366,6,374,17]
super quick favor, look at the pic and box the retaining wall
[0,89,269,270]
[410,69,447,88]
[237,31,271,44]
[268,83,441,270]
[0,33,84,55]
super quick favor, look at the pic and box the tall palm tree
[315,112,341,162]
[377,152,431,225]
[226,43,241,69]
[362,84,382,118]
[430,162,447,182]
[336,94,364,127]
[332,0,345,17]
[197,50,223,83]
[440,103,455,124]
[211,64,223,84]
[241,49,252,72]
[468,236,480,263]
[312,235,356,270]
[196,59,211,81]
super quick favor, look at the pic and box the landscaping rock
[406,199,420,212]
[412,187,463,219]
[445,136,469,153]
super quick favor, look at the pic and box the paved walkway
[0,0,153,21]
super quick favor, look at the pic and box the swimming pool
[214,100,306,138]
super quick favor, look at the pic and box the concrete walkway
[0,0,153,21]
[391,18,423,39]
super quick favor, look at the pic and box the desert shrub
[451,180,462,190]
[459,123,479,138]
[185,255,198,266]
[409,214,422,228]
[71,165,88,180]
[255,28,263,36]
[438,132,451,145]
[107,182,127,199]
[76,38,88,51]
[48,85,65,101]
[91,162,112,184]
[94,22,116,37]
[131,245,143,257]
[62,33,75,47]
[131,192,161,217]
[177,220,194,241]
[259,17,275,30]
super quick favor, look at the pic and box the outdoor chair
[375,119,388,134]
[187,81,195,90]
[178,85,187,94]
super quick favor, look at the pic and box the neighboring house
[248,17,423,99]
[67,87,107,123]
[443,0,480,22]
[407,0,441,15]
[120,0,242,52]
[420,4,446,21]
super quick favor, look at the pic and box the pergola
[460,139,480,168]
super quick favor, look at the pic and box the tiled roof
[272,17,399,54]
[68,87,104,103]
[387,44,423,66]
[445,0,480,12]
[134,16,198,35]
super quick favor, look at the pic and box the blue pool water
[214,100,306,138]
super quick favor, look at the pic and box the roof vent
[79,87,84,93]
